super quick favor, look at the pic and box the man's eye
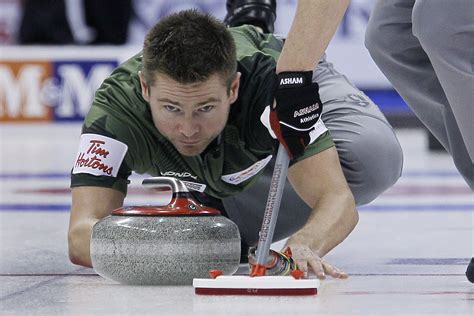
[199,105,214,112]
[164,105,179,112]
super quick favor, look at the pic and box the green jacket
[71,25,334,198]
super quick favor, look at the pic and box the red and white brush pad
[193,275,319,296]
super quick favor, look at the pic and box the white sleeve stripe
[309,120,328,145]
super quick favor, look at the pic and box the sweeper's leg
[365,0,474,188]
[366,0,474,285]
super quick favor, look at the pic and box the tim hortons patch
[72,134,128,177]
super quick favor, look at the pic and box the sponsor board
[0,59,117,122]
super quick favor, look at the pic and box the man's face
[140,71,240,156]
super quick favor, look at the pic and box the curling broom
[193,145,319,295]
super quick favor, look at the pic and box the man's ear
[138,71,150,102]
[229,72,242,104]
[229,72,241,104]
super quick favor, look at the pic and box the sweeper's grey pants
[365,0,474,188]
[222,56,403,246]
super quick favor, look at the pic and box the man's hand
[270,71,323,160]
[284,239,348,280]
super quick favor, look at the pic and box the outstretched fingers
[284,245,348,279]
[321,260,348,279]
[307,256,326,279]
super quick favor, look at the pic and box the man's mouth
[180,139,200,145]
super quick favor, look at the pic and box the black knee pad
[224,0,277,33]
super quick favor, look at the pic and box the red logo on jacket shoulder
[75,140,113,175]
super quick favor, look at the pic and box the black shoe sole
[466,257,474,283]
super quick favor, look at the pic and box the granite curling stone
[91,177,241,285]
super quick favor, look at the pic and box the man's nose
[178,118,199,137]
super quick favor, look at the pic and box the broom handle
[254,144,290,267]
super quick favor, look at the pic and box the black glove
[270,71,323,160]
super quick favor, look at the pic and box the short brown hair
[142,9,237,92]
